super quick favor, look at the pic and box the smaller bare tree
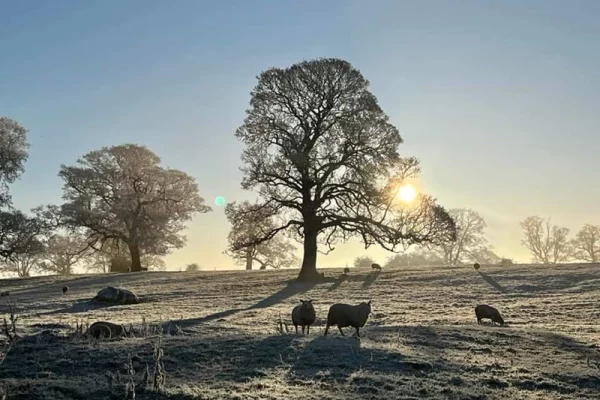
[429,208,495,265]
[571,224,600,263]
[225,201,299,270]
[37,233,90,275]
[520,216,572,264]
[1,239,45,277]
[185,263,200,272]
[353,256,375,269]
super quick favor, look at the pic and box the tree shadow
[162,280,318,332]
[361,271,381,289]
[477,271,508,293]
[327,274,347,291]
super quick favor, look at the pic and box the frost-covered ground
[0,263,599,399]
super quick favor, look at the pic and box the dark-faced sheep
[291,299,316,335]
[473,263,481,270]
[324,300,372,337]
[475,304,504,326]
[62,286,69,294]
[371,263,382,271]
[0,291,9,297]
[88,321,126,339]
[343,267,350,274]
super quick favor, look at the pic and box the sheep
[87,321,126,339]
[473,263,481,270]
[291,299,316,335]
[62,286,69,294]
[343,267,350,274]
[0,291,9,297]
[475,304,504,326]
[324,300,372,337]
[371,263,382,271]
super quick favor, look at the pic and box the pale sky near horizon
[1,0,599,271]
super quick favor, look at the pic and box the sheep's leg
[324,324,330,335]
[477,318,481,325]
[338,326,345,336]
[355,327,360,337]
[302,325,305,335]
[294,325,298,334]
[307,325,310,335]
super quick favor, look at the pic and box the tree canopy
[520,216,571,264]
[56,144,211,271]
[235,58,455,280]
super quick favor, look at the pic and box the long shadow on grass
[162,280,318,332]
[361,271,381,288]
[477,271,508,293]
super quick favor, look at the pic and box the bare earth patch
[0,263,599,399]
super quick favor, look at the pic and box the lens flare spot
[215,196,226,207]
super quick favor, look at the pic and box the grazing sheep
[473,263,481,270]
[140,267,148,272]
[343,267,350,274]
[88,321,126,339]
[371,263,382,271]
[291,299,316,335]
[324,300,372,337]
[0,291,8,297]
[475,304,504,326]
[259,265,266,270]
[62,286,69,294]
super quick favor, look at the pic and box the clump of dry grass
[2,302,19,343]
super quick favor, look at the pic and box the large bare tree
[429,208,497,265]
[56,144,211,271]
[571,224,600,263]
[0,238,45,277]
[520,216,572,264]
[225,201,299,270]
[235,58,455,280]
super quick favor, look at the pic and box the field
[0,263,599,399]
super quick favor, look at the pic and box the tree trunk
[129,243,142,272]
[297,228,320,282]
[245,251,253,270]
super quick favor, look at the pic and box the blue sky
[1,0,599,270]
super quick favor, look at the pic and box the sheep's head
[359,299,372,315]
[497,314,505,326]
[299,299,314,310]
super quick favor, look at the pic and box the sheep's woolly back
[327,301,372,328]
[475,304,504,324]
[88,321,125,339]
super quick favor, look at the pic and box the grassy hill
[0,263,599,399]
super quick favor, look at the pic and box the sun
[397,184,418,203]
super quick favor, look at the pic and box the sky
[1,0,599,271]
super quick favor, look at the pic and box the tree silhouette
[235,58,455,281]
[225,201,299,270]
[353,256,375,269]
[520,216,572,264]
[55,144,211,271]
[571,224,600,263]
[37,233,89,276]
[429,208,497,265]
[0,118,47,261]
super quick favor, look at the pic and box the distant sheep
[473,263,481,270]
[475,304,504,326]
[259,265,266,270]
[371,263,382,271]
[140,267,148,272]
[0,291,8,297]
[62,286,69,294]
[324,300,372,337]
[291,299,316,335]
[343,267,350,274]
[88,321,126,339]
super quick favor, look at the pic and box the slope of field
[0,264,599,399]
